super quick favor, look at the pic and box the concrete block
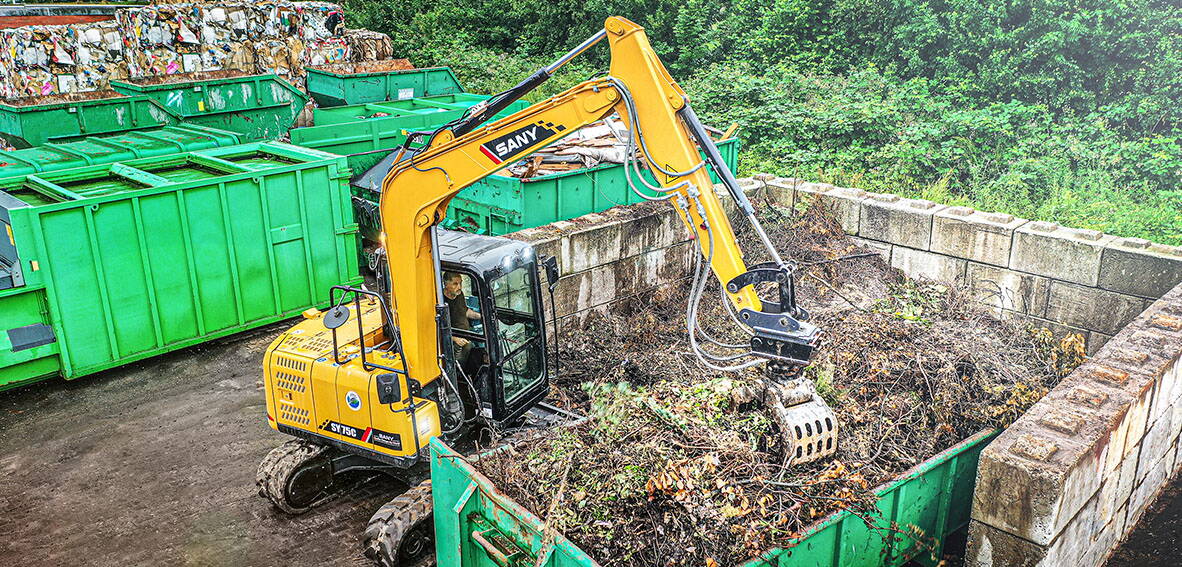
[1098,446,1139,526]
[1099,237,1182,298]
[1043,281,1147,335]
[970,492,1100,567]
[737,177,766,195]
[1071,361,1155,461]
[1010,221,1116,286]
[849,236,891,259]
[931,206,1026,266]
[1087,332,1113,356]
[763,177,801,208]
[1001,311,1089,343]
[814,186,868,234]
[556,213,624,275]
[859,193,945,249]
[551,242,693,317]
[1175,431,1182,475]
[967,520,1046,566]
[1127,452,1170,530]
[890,247,967,283]
[1137,408,1175,485]
[1170,434,1181,474]
[618,205,686,261]
[1148,358,1182,426]
[792,181,835,207]
[1041,493,1100,567]
[967,262,1050,315]
[970,494,1112,567]
[1087,501,1127,567]
[972,427,1105,546]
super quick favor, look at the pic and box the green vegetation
[345,0,1182,243]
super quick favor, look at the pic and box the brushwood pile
[476,196,1085,567]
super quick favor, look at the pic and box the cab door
[486,264,548,421]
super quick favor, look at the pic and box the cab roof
[438,229,534,281]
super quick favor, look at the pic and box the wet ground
[1106,472,1182,566]
[0,322,404,567]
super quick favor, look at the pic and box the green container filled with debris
[305,62,466,107]
[110,71,309,142]
[442,136,740,235]
[290,94,532,176]
[431,429,998,567]
[0,90,180,149]
[0,142,359,391]
[0,125,242,180]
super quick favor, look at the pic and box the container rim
[305,64,455,79]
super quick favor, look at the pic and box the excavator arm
[378,17,819,388]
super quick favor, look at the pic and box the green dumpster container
[110,71,309,142]
[0,125,242,180]
[442,136,740,235]
[0,90,180,149]
[0,142,360,391]
[430,429,999,567]
[306,63,465,107]
[290,94,532,176]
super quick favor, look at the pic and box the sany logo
[480,121,564,164]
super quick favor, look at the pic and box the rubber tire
[256,439,331,515]
[363,480,435,567]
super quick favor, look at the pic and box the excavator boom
[259,19,832,564]
[379,17,818,389]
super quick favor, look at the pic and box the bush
[685,63,1182,244]
[342,0,1182,244]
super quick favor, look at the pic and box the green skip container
[430,429,998,567]
[0,125,243,180]
[0,90,180,149]
[290,94,532,177]
[0,142,360,391]
[111,71,309,142]
[442,136,740,236]
[306,62,466,107]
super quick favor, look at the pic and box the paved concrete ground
[0,322,405,567]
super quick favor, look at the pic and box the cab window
[490,265,544,404]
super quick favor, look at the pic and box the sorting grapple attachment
[765,377,839,466]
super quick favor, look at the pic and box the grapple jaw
[765,377,839,466]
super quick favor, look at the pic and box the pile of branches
[477,198,1084,566]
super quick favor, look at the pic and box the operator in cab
[443,271,482,368]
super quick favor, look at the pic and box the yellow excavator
[257,17,833,566]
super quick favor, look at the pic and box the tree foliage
[344,0,1182,243]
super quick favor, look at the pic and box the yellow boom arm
[378,17,817,387]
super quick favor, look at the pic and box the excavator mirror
[322,304,350,329]
[376,373,401,405]
[541,255,559,291]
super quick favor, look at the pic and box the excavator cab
[434,230,550,423]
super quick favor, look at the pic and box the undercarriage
[257,403,573,564]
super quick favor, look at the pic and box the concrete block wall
[967,283,1182,566]
[505,178,765,327]
[508,200,697,326]
[502,176,1181,563]
[763,178,1182,353]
